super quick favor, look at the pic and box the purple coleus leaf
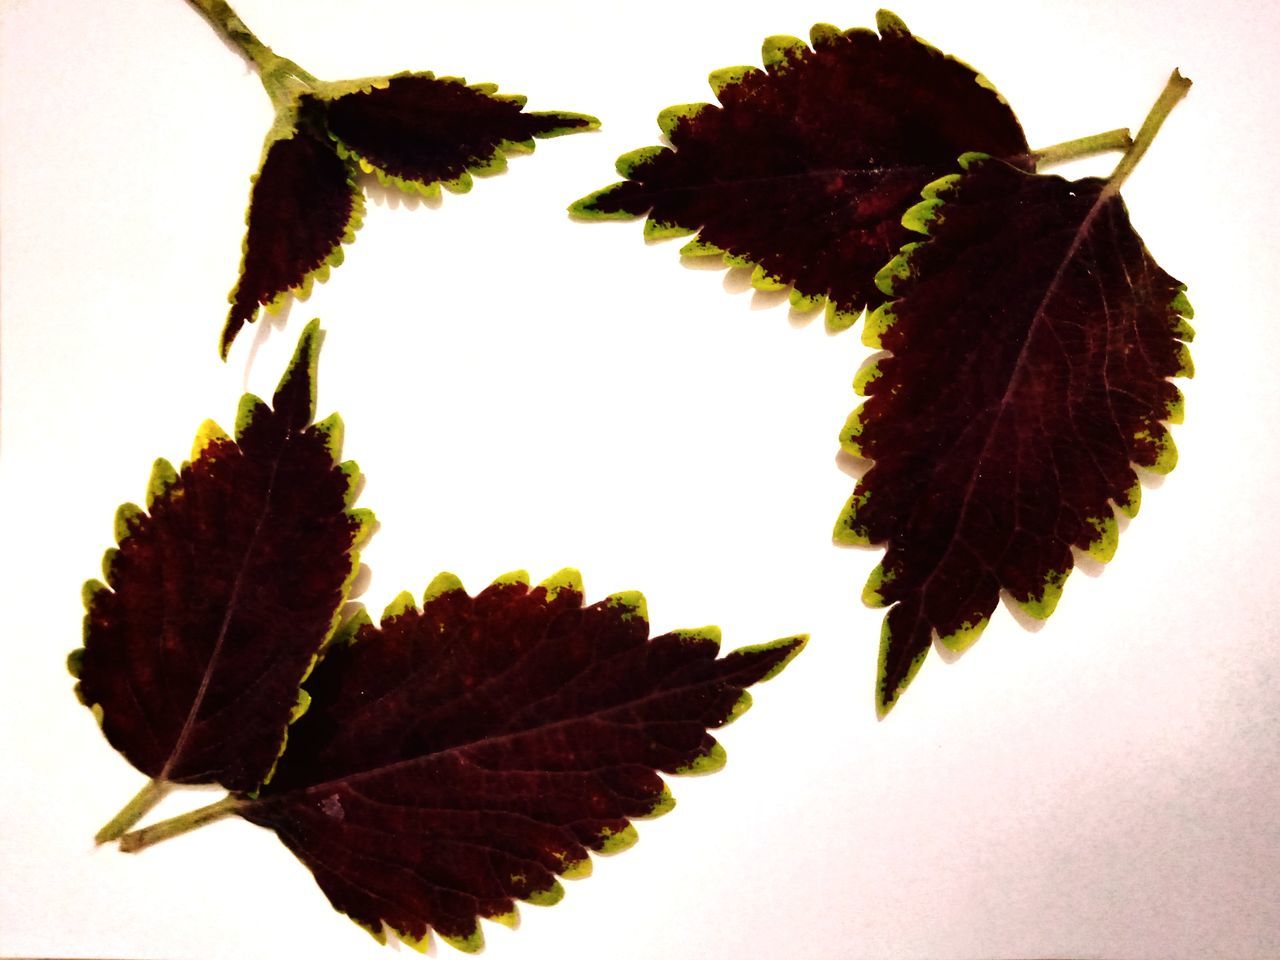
[835,154,1194,716]
[223,74,597,357]
[569,10,1029,331]
[229,570,805,951]
[70,320,376,795]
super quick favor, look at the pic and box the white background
[3,0,1278,957]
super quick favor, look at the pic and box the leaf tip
[656,102,710,139]
[525,879,565,907]
[273,318,324,429]
[875,9,912,37]
[539,567,584,602]
[438,925,484,954]
[674,740,727,776]
[614,144,665,179]
[493,569,531,588]
[596,822,640,855]
[191,419,230,460]
[708,64,758,98]
[862,563,894,608]
[834,489,873,546]
[761,35,809,72]
[113,502,144,545]
[566,184,636,221]
[825,300,861,333]
[145,458,179,509]
[937,617,988,655]
[423,571,465,605]
[381,590,419,623]
[1015,567,1069,620]
[605,589,647,624]
[724,634,808,684]
[1084,512,1120,563]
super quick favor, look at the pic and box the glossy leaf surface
[835,155,1193,715]
[569,11,1029,330]
[239,570,805,951]
[223,75,597,356]
[71,321,375,790]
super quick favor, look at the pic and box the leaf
[321,72,599,197]
[224,114,362,359]
[568,11,1029,331]
[232,570,805,951]
[222,73,598,357]
[70,320,376,792]
[834,154,1193,715]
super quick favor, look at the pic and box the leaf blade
[240,572,804,947]
[223,124,362,358]
[838,158,1193,714]
[569,12,1030,328]
[72,322,375,792]
[320,72,598,198]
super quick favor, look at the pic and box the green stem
[1032,127,1133,169]
[95,778,173,844]
[184,0,316,107]
[118,795,245,853]
[1105,70,1192,196]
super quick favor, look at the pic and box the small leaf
[220,71,596,357]
[223,118,362,358]
[569,11,1029,329]
[837,157,1193,715]
[237,571,805,947]
[320,72,598,197]
[72,321,375,791]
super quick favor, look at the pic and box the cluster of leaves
[71,2,1195,951]
[571,11,1193,714]
[71,322,805,951]
[204,0,597,357]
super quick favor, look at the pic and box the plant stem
[95,778,173,844]
[1032,128,1133,169]
[184,0,316,106]
[118,795,245,853]
[1104,70,1192,196]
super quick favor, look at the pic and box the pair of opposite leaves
[74,6,1192,953]
[72,319,806,951]
[220,9,1192,714]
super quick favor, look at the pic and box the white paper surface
[2,1,1277,957]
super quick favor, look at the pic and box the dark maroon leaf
[834,154,1194,715]
[236,569,805,951]
[222,121,362,358]
[220,74,596,358]
[70,321,376,791]
[319,72,598,197]
[569,11,1030,330]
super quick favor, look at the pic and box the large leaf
[222,74,597,357]
[232,570,805,951]
[70,320,376,792]
[569,11,1029,330]
[834,154,1194,715]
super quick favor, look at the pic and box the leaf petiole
[184,0,317,108]
[117,795,245,853]
[1105,69,1192,195]
[95,778,173,844]
[1031,127,1133,168]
